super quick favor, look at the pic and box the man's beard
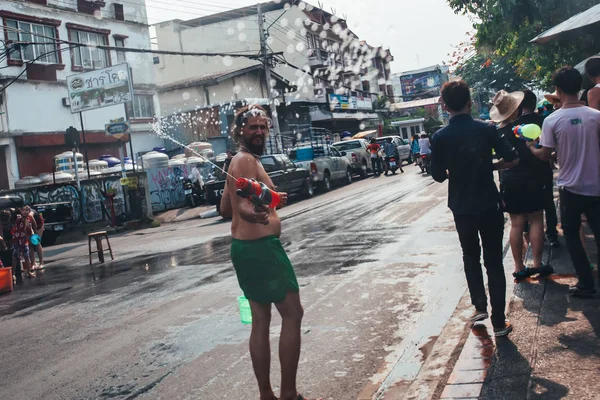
[241,136,265,156]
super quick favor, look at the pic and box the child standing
[11,205,35,279]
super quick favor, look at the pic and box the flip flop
[513,267,532,283]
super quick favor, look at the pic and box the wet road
[0,168,472,400]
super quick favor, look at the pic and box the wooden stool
[88,231,114,265]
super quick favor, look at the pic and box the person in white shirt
[190,163,204,190]
[418,134,431,155]
[529,67,600,298]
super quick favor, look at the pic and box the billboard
[67,63,133,114]
[328,94,373,111]
[399,69,447,101]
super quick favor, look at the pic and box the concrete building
[156,64,294,155]
[0,0,162,189]
[153,0,391,138]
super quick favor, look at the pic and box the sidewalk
[153,205,215,224]
[440,227,599,399]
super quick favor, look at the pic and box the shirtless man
[220,105,314,400]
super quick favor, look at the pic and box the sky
[145,0,474,74]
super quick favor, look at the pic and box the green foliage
[448,0,600,88]
[424,117,444,132]
[373,96,390,111]
[457,53,528,92]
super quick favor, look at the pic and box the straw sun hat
[544,91,561,104]
[490,90,525,126]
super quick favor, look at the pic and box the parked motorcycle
[184,177,204,208]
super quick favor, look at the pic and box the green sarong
[231,235,299,304]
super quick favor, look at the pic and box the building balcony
[308,49,329,67]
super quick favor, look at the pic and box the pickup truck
[0,195,74,246]
[205,154,313,213]
[332,139,371,178]
[288,145,353,192]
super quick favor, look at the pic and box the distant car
[376,136,412,164]
[0,195,73,246]
[289,145,353,192]
[332,139,371,178]
[205,154,313,214]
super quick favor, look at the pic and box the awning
[331,112,378,120]
[352,130,377,139]
[391,97,440,111]
[390,118,425,126]
[575,54,599,72]
[531,4,600,43]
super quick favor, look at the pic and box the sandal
[513,267,531,282]
[26,271,36,279]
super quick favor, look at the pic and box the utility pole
[257,3,281,135]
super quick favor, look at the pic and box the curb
[437,229,517,399]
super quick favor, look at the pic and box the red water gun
[235,178,281,208]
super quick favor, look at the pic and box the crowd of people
[430,64,600,338]
[0,205,45,283]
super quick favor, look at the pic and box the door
[395,137,410,161]
[329,146,344,179]
[261,156,288,192]
[279,155,304,192]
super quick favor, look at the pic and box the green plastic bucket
[237,296,252,325]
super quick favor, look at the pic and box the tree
[448,0,600,88]
[373,96,391,111]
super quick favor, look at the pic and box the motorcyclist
[418,133,432,173]
[383,137,404,175]
[418,133,431,156]
[190,163,205,192]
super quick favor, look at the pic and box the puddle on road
[0,236,234,317]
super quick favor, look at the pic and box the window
[71,29,109,69]
[306,33,318,50]
[115,38,126,63]
[6,20,58,64]
[114,4,125,21]
[126,94,155,120]
[415,126,421,133]
[410,126,416,135]
[402,127,408,137]
[260,157,278,173]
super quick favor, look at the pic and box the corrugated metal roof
[531,4,600,43]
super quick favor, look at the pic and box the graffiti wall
[147,165,190,212]
[2,172,151,224]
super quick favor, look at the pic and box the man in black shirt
[431,80,519,337]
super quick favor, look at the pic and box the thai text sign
[67,63,133,114]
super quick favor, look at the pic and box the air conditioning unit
[62,97,71,107]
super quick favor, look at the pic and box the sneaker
[494,322,513,337]
[470,310,489,323]
[569,286,597,298]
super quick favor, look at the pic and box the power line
[2,25,264,59]
[26,0,261,26]
[0,45,80,93]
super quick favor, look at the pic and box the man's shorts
[12,245,30,260]
[231,235,299,304]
